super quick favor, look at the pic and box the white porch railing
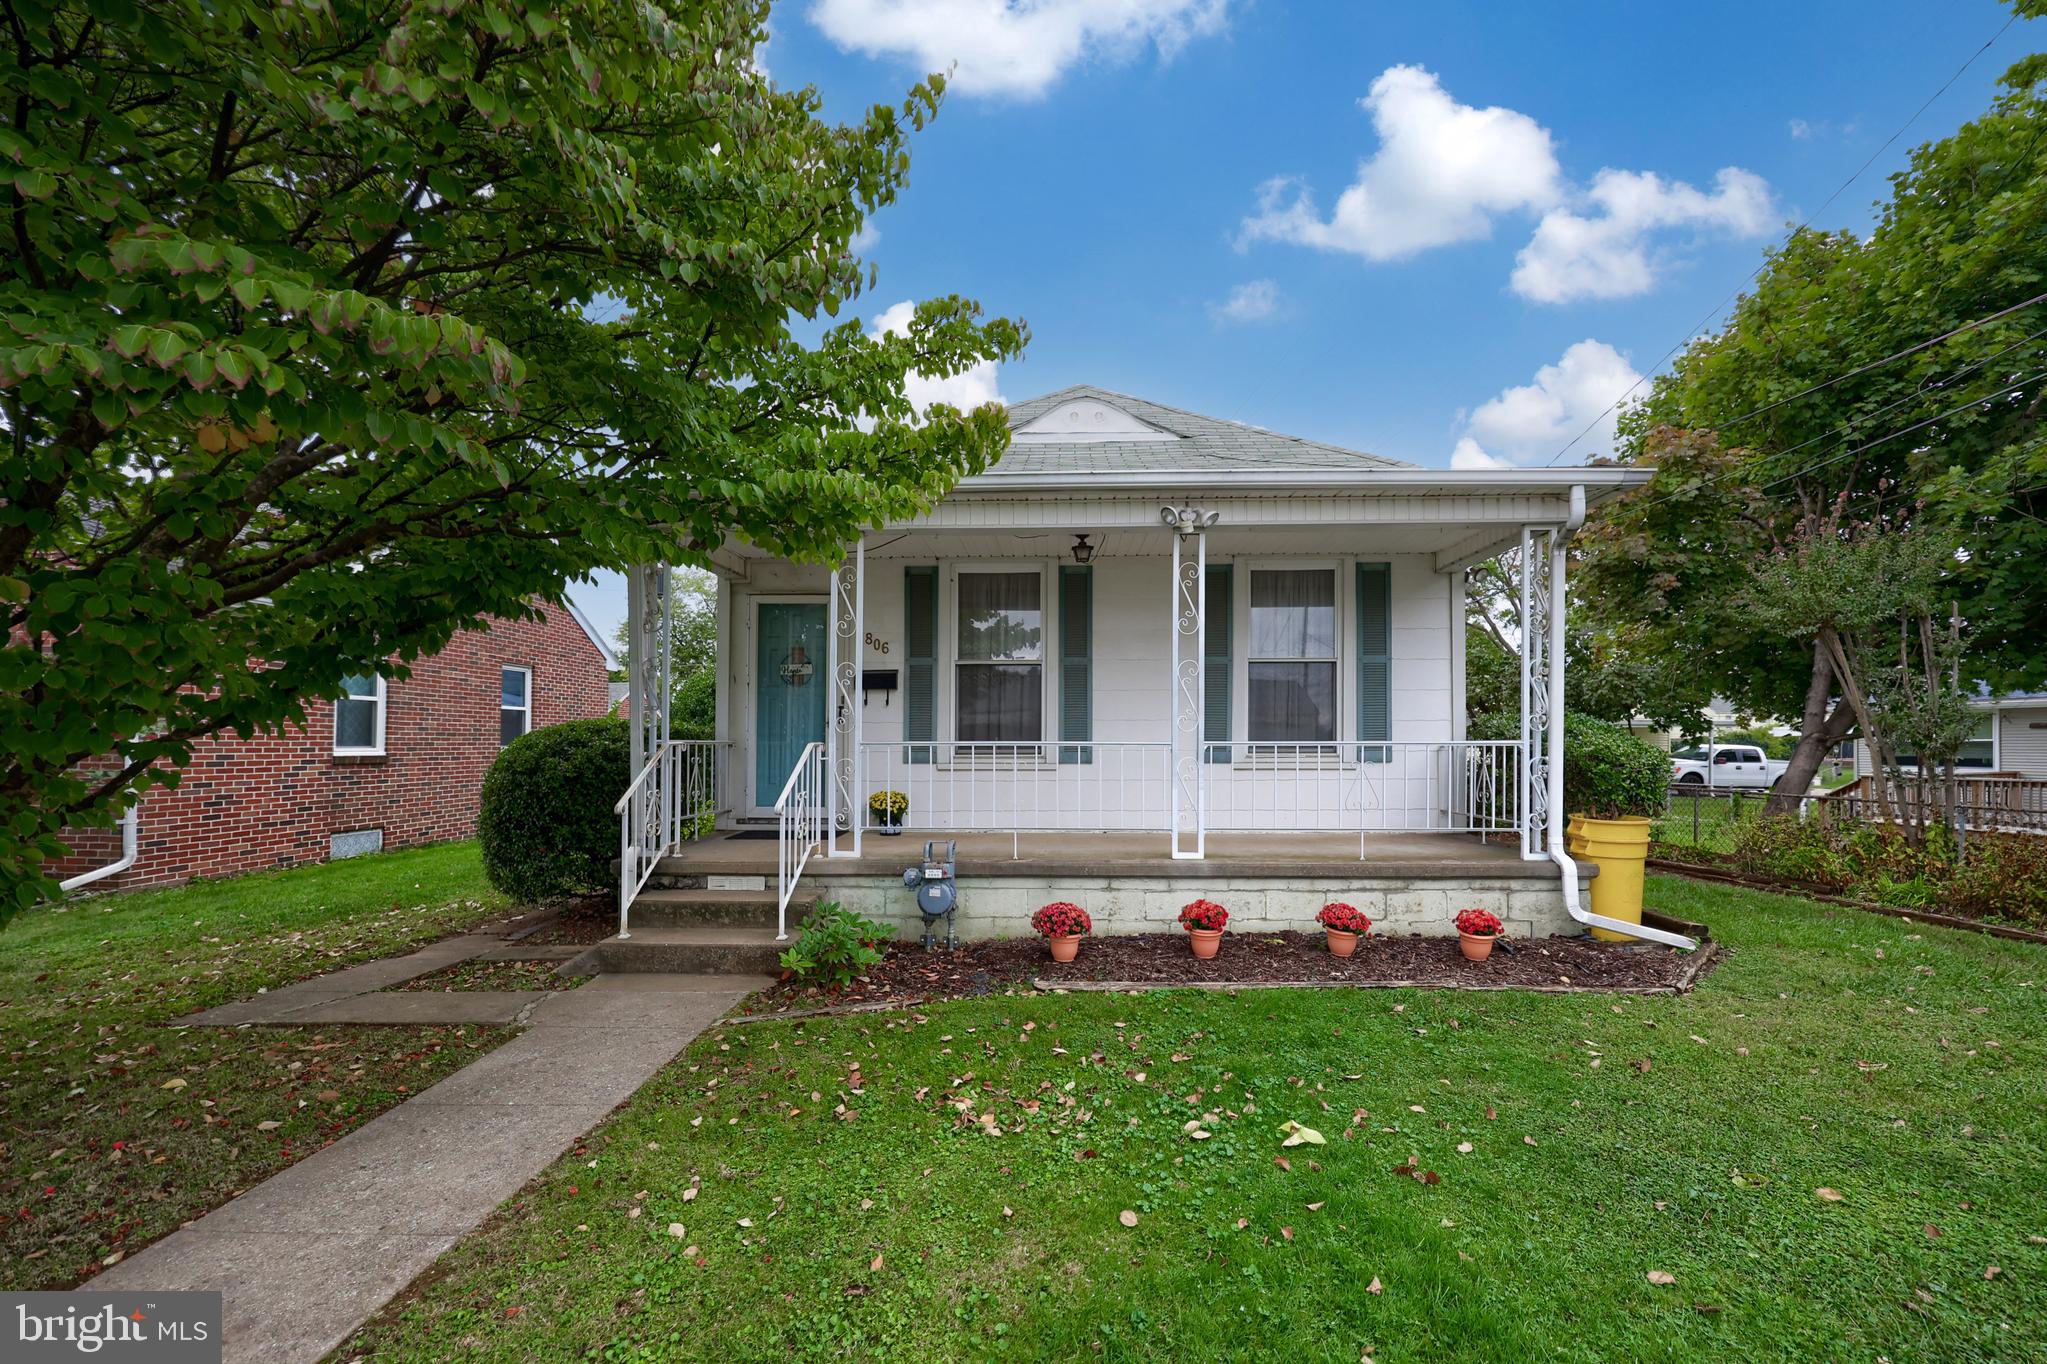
[775,741,828,940]
[849,739,1522,854]
[614,739,730,938]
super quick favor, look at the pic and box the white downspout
[60,802,139,893]
[1546,486,1698,951]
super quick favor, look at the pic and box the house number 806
[864,632,890,655]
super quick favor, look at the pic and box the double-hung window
[334,674,386,755]
[500,666,532,746]
[955,571,1043,743]
[1247,569,1337,744]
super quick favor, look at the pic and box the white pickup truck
[1670,743,1790,789]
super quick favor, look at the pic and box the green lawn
[0,841,514,1288]
[348,876,2047,1364]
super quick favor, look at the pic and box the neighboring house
[55,604,616,892]
[1853,691,2047,778]
[611,386,1690,949]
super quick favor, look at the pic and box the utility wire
[1544,12,2021,467]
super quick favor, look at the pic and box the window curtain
[958,572,1042,742]
[1248,570,1335,743]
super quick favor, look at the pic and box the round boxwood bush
[1468,709,1669,819]
[1562,713,1669,819]
[478,716,630,901]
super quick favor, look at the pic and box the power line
[1544,12,2022,467]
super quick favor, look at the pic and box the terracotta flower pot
[1047,933,1081,964]
[1325,929,1359,958]
[1188,928,1223,959]
[1458,931,1496,962]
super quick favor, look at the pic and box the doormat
[724,829,780,841]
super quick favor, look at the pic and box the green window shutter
[903,566,937,764]
[1204,565,1232,764]
[1356,562,1391,763]
[1058,565,1092,764]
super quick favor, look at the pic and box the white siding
[1999,705,2047,779]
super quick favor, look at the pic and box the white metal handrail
[616,739,731,939]
[857,742,1173,852]
[775,741,828,941]
[852,739,1523,857]
[1207,741,1522,852]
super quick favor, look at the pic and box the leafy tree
[1581,19,2047,807]
[0,0,1026,919]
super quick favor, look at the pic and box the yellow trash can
[1576,815,1651,942]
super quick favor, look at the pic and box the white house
[609,387,1686,958]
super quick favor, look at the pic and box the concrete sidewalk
[94,973,765,1363]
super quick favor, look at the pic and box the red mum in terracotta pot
[1031,901,1092,963]
[1178,899,1229,959]
[1453,907,1503,962]
[1315,902,1372,957]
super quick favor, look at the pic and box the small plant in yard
[1454,907,1503,962]
[777,902,895,989]
[1179,898,1229,959]
[1030,901,1093,963]
[1315,902,1372,958]
[868,789,909,833]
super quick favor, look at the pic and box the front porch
[632,828,1582,943]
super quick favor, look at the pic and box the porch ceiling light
[1159,505,1220,532]
[1070,533,1097,564]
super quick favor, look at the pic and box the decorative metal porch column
[826,539,865,857]
[1517,528,1557,858]
[1165,507,1216,859]
[627,561,674,785]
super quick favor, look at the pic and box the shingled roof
[988,385,1415,476]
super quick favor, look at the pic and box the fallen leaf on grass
[161,1078,186,1091]
[1647,1271,1675,1286]
[1523,1135,1537,1147]
[667,1223,686,1238]
[1924,1224,1944,1239]
[1281,1226,1294,1241]
[1816,1188,1844,1202]
[684,1188,699,1203]
[1367,1276,1383,1295]
[1456,1142,1474,1154]
[1306,1201,1325,1212]
[1118,1209,1139,1228]
[1274,1156,1292,1172]
[1279,1120,1325,1147]
[870,1254,884,1271]
[1985,1265,2002,1280]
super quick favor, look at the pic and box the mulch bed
[389,958,583,992]
[738,930,1710,1015]
[506,895,617,946]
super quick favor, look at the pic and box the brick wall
[51,606,613,891]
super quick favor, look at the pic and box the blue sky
[569,0,2033,640]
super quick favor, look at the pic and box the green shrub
[1562,714,1669,819]
[1948,834,2047,928]
[477,716,630,902]
[1730,814,1855,889]
[777,902,895,988]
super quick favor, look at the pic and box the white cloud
[1241,66,1774,302]
[1788,118,1813,141]
[869,300,1004,415]
[1449,437,1512,470]
[808,0,1229,99]
[1452,339,1643,466]
[1511,167,1774,304]
[1209,278,1282,323]
[1239,65,1561,261]
[849,222,881,253]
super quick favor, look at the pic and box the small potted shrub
[1315,902,1372,958]
[1179,898,1229,959]
[1031,901,1093,963]
[1453,907,1503,962]
[868,789,908,835]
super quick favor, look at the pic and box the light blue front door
[755,603,828,806]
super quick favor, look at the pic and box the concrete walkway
[96,957,766,1363]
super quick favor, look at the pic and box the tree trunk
[1770,640,1855,814]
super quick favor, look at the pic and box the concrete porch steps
[573,925,789,976]
[625,888,812,931]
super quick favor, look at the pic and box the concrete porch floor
[659,828,1563,882]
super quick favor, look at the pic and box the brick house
[54,603,617,892]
